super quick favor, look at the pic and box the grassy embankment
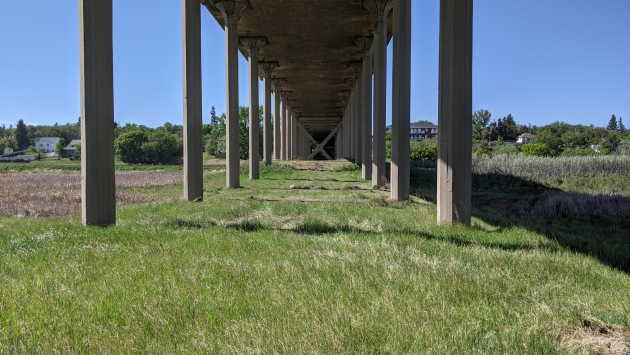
[0,157,629,354]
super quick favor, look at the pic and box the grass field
[0,158,629,354]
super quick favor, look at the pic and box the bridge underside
[78,0,472,227]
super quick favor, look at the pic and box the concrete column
[365,0,392,186]
[241,38,265,180]
[437,0,473,225]
[293,112,299,159]
[272,80,282,160]
[216,1,246,188]
[260,62,276,166]
[284,103,291,160]
[391,0,411,201]
[80,0,116,226]
[356,37,373,180]
[351,63,363,167]
[182,0,203,202]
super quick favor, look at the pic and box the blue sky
[0,1,628,129]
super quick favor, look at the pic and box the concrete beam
[215,1,246,188]
[391,0,411,201]
[183,0,204,202]
[80,0,116,226]
[437,0,473,224]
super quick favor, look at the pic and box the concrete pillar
[292,112,298,159]
[216,1,246,188]
[182,0,203,202]
[356,37,373,180]
[365,0,392,186]
[80,0,116,226]
[437,0,473,225]
[284,103,291,160]
[272,80,282,160]
[351,63,363,167]
[391,0,411,201]
[241,38,265,180]
[260,62,276,165]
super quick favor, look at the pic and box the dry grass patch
[0,171,184,217]
[561,318,630,355]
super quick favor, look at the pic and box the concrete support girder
[356,37,374,181]
[391,0,412,201]
[437,0,473,225]
[182,0,204,202]
[215,0,247,188]
[366,0,393,187]
[241,37,266,179]
[80,0,116,226]
[260,62,277,165]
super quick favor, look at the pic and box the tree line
[472,110,628,157]
[3,109,628,163]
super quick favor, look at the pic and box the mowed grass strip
[0,162,628,354]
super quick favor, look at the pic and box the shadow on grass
[411,167,630,273]
[225,219,266,232]
[292,218,354,235]
[163,219,216,230]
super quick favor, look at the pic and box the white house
[386,123,438,141]
[517,133,536,144]
[3,147,13,155]
[35,137,61,152]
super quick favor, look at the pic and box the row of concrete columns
[79,0,471,226]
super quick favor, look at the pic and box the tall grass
[473,154,630,178]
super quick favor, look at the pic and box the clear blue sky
[1,1,628,130]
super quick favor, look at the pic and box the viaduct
[79,0,472,227]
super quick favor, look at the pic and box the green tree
[115,129,149,163]
[607,114,618,131]
[142,131,178,163]
[618,117,625,132]
[74,143,81,159]
[54,138,67,159]
[15,119,29,150]
[521,142,554,157]
[385,131,392,159]
[413,119,435,125]
[472,109,491,142]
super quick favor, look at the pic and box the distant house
[35,137,61,152]
[386,123,438,141]
[64,139,81,158]
[517,133,536,144]
[3,148,13,155]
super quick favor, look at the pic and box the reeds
[0,172,183,217]
[473,155,630,178]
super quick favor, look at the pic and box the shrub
[410,141,437,161]
[521,142,555,157]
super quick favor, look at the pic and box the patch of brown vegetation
[0,171,184,217]
[560,319,630,355]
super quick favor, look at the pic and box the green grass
[1,162,629,354]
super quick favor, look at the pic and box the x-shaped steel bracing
[296,121,342,160]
